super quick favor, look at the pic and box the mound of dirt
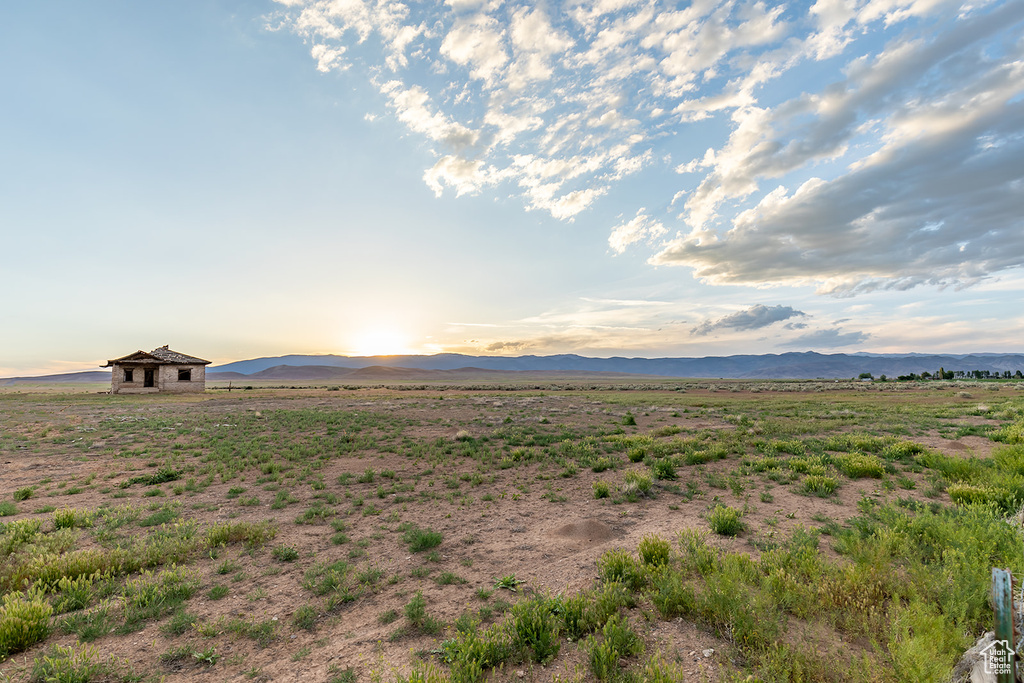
[549,519,619,544]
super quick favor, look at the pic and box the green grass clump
[707,505,745,536]
[648,458,676,480]
[750,456,782,472]
[622,470,653,498]
[509,595,561,663]
[29,643,110,683]
[403,591,442,634]
[637,534,670,567]
[205,520,276,548]
[592,481,610,499]
[597,549,646,592]
[403,526,443,552]
[992,419,1024,444]
[121,467,179,488]
[121,567,200,630]
[802,474,839,497]
[53,508,95,530]
[207,585,229,600]
[302,560,351,596]
[947,483,993,506]
[0,587,53,658]
[585,615,643,680]
[51,573,102,614]
[435,572,467,586]
[272,545,300,562]
[0,502,18,517]
[915,452,985,482]
[787,457,827,476]
[992,444,1024,475]
[882,441,926,460]
[138,507,178,527]
[292,604,317,631]
[834,453,885,478]
[13,488,33,502]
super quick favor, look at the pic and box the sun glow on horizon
[345,327,417,357]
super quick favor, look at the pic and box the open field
[2,380,1024,682]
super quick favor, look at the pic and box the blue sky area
[2,0,1023,375]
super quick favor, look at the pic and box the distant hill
[1,371,110,385]
[7,351,1024,384]
[206,364,654,382]
[208,351,1024,380]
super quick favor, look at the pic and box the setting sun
[346,328,415,357]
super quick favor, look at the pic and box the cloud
[781,328,871,349]
[273,0,1024,297]
[485,340,530,352]
[268,0,809,219]
[691,304,807,336]
[654,1,1024,293]
[608,209,667,254]
[440,14,508,85]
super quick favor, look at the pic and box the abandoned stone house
[102,346,211,394]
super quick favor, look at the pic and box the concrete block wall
[110,364,206,394]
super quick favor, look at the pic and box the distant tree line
[858,368,1024,381]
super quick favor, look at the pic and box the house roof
[102,346,211,367]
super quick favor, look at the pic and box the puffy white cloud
[441,14,509,84]
[310,43,346,72]
[424,155,492,197]
[378,81,480,150]
[608,209,667,254]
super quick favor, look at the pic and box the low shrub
[292,604,317,631]
[509,595,561,663]
[272,545,300,562]
[947,483,992,506]
[883,441,927,460]
[206,520,276,548]
[637,534,670,567]
[802,474,839,497]
[29,643,107,683]
[622,470,653,498]
[834,453,885,478]
[649,459,677,480]
[0,587,53,657]
[708,505,745,536]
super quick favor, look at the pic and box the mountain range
[211,351,1024,380]
[5,351,1024,384]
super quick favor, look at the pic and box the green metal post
[992,567,1015,683]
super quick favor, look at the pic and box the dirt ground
[0,384,1001,682]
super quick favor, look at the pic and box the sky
[2,0,1023,376]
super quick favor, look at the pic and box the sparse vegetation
[1,381,1022,681]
